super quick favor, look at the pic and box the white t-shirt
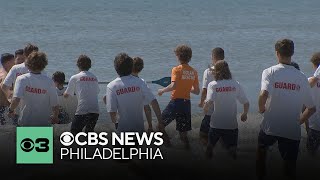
[202,66,215,115]
[308,77,320,131]
[65,71,99,115]
[13,73,58,126]
[106,75,156,133]
[206,79,248,129]
[3,63,29,87]
[141,78,151,106]
[260,64,314,140]
[56,87,67,96]
[3,62,47,87]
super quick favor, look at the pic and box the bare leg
[179,131,190,149]
[199,132,208,146]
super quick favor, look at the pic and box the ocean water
[1,0,320,122]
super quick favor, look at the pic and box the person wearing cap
[0,53,15,125]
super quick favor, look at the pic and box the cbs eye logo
[60,132,74,146]
[20,138,50,152]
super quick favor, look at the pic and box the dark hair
[275,39,294,58]
[1,53,14,65]
[132,57,144,73]
[212,47,224,60]
[25,51,48,72]
[290,61,300,70]
[77,55,92,71]
[310,52,320,67]
[52,71,66,85]
[214,60,232,80]
[24,43,39,57]
[174,44,192,63]
[114,53,133,76]
[15,49,24,57]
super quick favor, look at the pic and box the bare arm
[51,106,60,124]
[191,84,200,95]
[150,99,170,145]
[198,88,207,107]
[300,107,316,125]
[1,84,13,102]
[308,77,318,88]
[150,99,162,124]
[258,90,268,113]
[203,100,213,115]
[158,82,176,96]
[241,102,250,122]
[144,105,153,130]
[103,95,106,105]
[109,112,118,129]
[301,105,309,133]
[109,112,117,124]
[63,92,70,98]
[8,97,20,118]
[9,97,20,111]
[243,102,249,114]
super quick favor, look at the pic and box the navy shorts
[71,113,99,134]
[208,128,238,149]
[258,130,300,161]
[162,99,191,132]
[307,128,320,154]
[200,115,211,134]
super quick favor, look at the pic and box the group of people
[0,38,320,179]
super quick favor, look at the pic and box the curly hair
[52,71,66,85]
[132,57,144,73]
[24,43,39,58]
[25,51,48,72]
[114,53,133,76]
[214,60,232,81]
[77,55,91,71]
[275,39,294,58]
[174,44,192,63]
[311,52,320,67]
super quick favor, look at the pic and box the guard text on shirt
[274,82,300,91]
[25,86,47,94]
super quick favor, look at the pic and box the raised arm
[308,77,318,88]
[158,81,176,96]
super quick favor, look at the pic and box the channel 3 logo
[16,127,53,164]
[20,138,49,152]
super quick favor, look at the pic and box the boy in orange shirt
[158,44,200,149]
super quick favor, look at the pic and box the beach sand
[0,113,319,179]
